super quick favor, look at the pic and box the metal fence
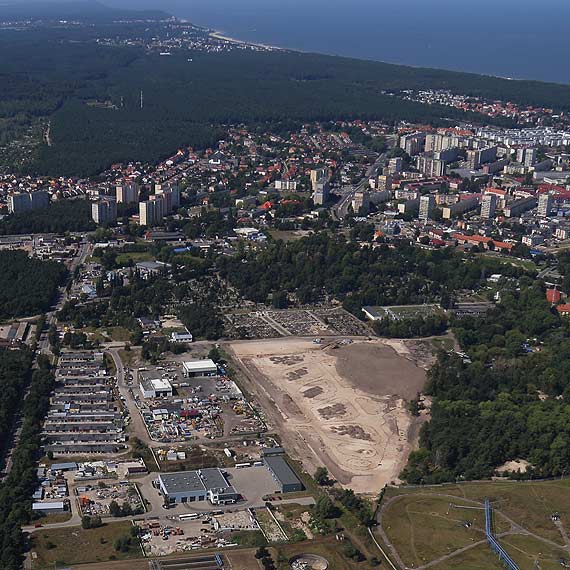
[485,497,519,570]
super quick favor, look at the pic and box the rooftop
[264,455,302,488]
[159,468,232,494]
[182,359,217,372]
[140,377,172,392]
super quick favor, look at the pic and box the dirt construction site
[227,337,427,494]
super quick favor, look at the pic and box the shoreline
[189,19,566,85]
[209,29,289,52]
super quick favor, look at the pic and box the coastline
[209,29,289,52]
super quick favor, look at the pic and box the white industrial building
[139,377,173,398]
[171,331,193,343]
[32,501,66,514]
[182,359,218,378]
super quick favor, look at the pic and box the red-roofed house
[547,289,562,304]
[557,304,570,316]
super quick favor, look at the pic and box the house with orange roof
[557,304,570,316]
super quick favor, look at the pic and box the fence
[485,497,519,570]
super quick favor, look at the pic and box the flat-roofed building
[91,198,117,225]
[261,448,304,493]
[139,377,173,399]
[182,359,218,378]
[158,468,238,505]
[116,181,139,204]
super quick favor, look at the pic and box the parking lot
[224,465,281,505]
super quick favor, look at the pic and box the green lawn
[381,494,491,568]
[31,521,139,568]
[274,537,364,570]
[115,251,154,266]
[430,543,504,569]
[381,479,570,569]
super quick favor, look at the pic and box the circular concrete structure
[289,553,329,570]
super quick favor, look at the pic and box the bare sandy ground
[229,338,427,494]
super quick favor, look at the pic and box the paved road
[106,348,152,448]
[332,152,387,220]
[38,240,91,355]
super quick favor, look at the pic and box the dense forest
[0,349,33,470]
[0,251,67,318]
[0,199,95,235]
[2,22,570,175]
[0,366,55,570]
[218,233,527,314]
[402,283,570,482]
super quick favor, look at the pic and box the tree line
[402,283,570,483]
[0,364,55,570]
[217,232,527,315]
[0,251,67,319]
[0,200,95,235]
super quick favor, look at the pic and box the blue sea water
[107,0,570,84]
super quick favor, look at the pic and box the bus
[179,513,199,521]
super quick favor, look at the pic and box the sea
[108,0,570,84]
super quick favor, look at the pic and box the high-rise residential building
[155,182,180,214]
[504,196,538,218]
[116,181,140,204]
[399,132,426,156]
[139,195,166,226]
[442,196,480,219]
[538,192,554,217]
[417,154,446,177]
[352,191,370,214]
[311,167,330,206]
[139,201,151,227]
[467,146,497,170]
[425,133,464,153]
[524,148,538,168]
[419,195,435,221]
[377,175,393,192]
[8,191,49,214]
[480,193,498,220]
[387,157,403,174]
[91,198,117,225]
[517,147,538,167]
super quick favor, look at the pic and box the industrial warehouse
[262,448,304,493]
[157,469,239,505]
[156,449,303,506]
[182,358,219,378]
[42,351,127,456]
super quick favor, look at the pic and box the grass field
[274,537,364,570]
[430,543,504,569]
[379,479,570,570]
[34,511,73,525]
[115,251,155,265]
[31,521,139,568]
[84,326,132,343]
[367,303,445,321]
[268,229,311,243]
